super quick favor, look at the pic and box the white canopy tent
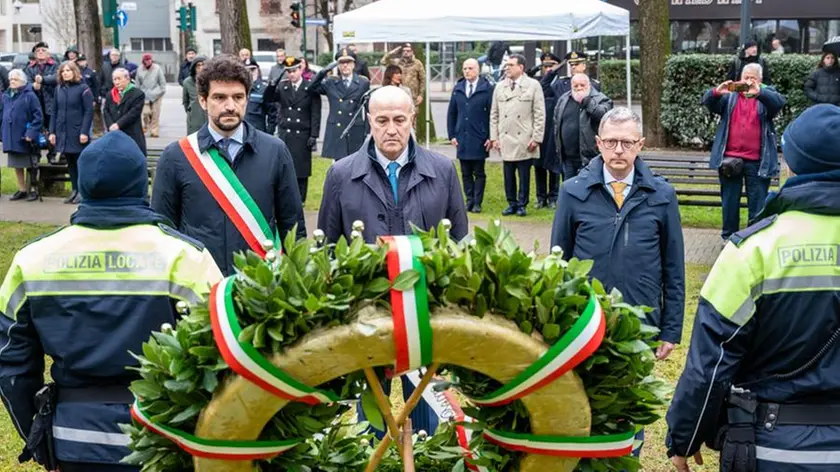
[333,0,633,145]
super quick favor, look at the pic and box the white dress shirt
[603,164,634,200]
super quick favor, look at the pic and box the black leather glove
[307,137,317,150]
[719,424,757,472]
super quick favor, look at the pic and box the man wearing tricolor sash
[317,85,468,439]
[152,55,306,275]
[0,132,223,471]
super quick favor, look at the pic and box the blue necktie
[387,161,400,204]
[218,138,231,158]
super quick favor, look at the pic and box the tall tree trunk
[74,0,104,136]
[219,0,252,54]
[412,43,436,144]
[638,0,670,148]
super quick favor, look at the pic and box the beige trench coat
[490,75,546,161]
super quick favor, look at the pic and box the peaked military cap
[335,48,356,63]
[284,56,303,70]
[565,51,587,63]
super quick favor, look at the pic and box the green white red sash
[130,400,301,460]
[470,293,605,407]
[210,276,338,405]
[380,235,433,374]
[179,133,276,258]
[483,428,635,458]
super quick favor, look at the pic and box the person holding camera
[703,63,786,241]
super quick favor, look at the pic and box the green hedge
[598,60,640,101]
[661,54,819,148]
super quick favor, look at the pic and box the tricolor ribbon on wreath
[131,233,634,461]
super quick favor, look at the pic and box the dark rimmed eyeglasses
[599,138,640,150]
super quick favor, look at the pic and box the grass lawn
[0,222,719,471]
[2,156,743,230]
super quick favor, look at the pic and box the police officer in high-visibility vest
[666,104,840,472]
[0,131,222,471]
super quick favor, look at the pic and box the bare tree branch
[42,0,77,50]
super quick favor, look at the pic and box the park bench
[643,153,781,208]
[39,145,167,192]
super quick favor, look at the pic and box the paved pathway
[0,196,723,266]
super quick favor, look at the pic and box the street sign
[307,18,328,26]
[115,9,128,29]
[120,2,137,11]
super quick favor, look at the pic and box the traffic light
[176,4,197,32]
[290,2,301,28]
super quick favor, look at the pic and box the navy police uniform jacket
[550,157,686,344]
[265,77,322,179]
[666,173,840,470]
[309,69,370,160]
[446,76,493,161]
[0,131,223,467]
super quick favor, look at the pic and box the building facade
[608,0,840,55]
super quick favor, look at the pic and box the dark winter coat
[552,88,613,163]
[178,59,191,85]
[265,78,322,179]
[1,84,42,155]
[550,157,685,343]
[355,58,371,80]
[79,65,100,100]
[245,79,269,133]
[0,65,9,93]
[702,85,786,179]
[104,86,146,155]
[24,59,58,117]
[317,137,469,245]
[447,76,493,161]
[50,82,94,154]
[309,68,370,159]
[804,66,840,106]
[151,122,307,275]
[182,77,205,135]
[727,52,772,85]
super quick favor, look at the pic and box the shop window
[671,21,712,53]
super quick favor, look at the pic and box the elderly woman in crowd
[182,55,207,134]
[3,69,43,202]
[50,61,94,204]
[104,67,146,155]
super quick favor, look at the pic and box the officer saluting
[666,105,840,472]
[551,51,600,98]
[265,56,322,203]
[0,131,222,471]
[309,48,370,160]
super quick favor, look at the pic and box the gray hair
[742,63,763,80]
[112,68,130,80]
[370,85,415,114]
[8,69,27,84]
[598,107,643,136]
[109,48,121,57]
[571,73,590,85]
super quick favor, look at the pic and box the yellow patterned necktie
[610,181,628,209]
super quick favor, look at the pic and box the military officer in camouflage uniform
[309,48,370,160]
[551,51,601,98]
[265,56,321,202]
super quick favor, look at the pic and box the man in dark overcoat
[265,56,322,203]
[308,48,370,160]
[447,58,493,213]
[533,52,564,209]
[104,67,146,155]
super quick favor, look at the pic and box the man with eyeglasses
[552,73,612,179]
[551,105,685,364]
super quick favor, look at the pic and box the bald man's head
[462,58,479,81]
[369,86,415,160]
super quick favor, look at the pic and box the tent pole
[425,42,431,149]
[625,33,632,110]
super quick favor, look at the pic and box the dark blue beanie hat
[782,104,840,176]
[78,131,148,201]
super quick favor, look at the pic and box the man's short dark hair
[197,54,252,99]
[509,54,527,67]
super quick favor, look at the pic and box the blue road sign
[307,18,328,26]
[116,9,128,29]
